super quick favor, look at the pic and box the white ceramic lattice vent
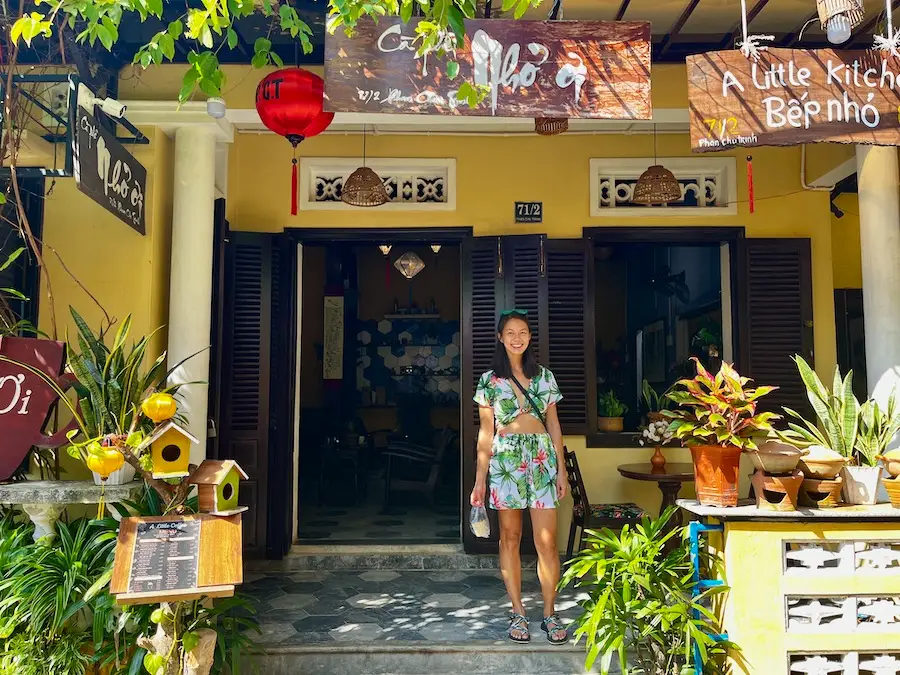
[784,542,900,575]
[789,652,900,674]
[299,158,456,211]
[589,157,737,217]
[787,597,900,633]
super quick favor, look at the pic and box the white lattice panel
[787,597,900,633]
[785,542,900,575]
[790,653,900,675]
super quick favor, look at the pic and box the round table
[617,462,695,527]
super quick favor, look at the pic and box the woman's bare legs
[498,509,527,639]
[530,507,560,618]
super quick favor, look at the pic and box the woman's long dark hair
[492,312,540,380]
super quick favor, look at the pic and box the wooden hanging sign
[687,48,900,152]
[110,514,243,605]
[325,19,652,119]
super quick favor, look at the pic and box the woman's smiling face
[499,316,531,356]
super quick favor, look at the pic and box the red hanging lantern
[255,68,335,215]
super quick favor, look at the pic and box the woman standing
[470,310,570,644]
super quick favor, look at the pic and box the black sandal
[541,613,568,644]
[508,613,530,643]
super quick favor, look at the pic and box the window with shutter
[0,178,43,329]
[741,238,814,417]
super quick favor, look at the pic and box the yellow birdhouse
[189,460,249,516]
[139,422,198,479]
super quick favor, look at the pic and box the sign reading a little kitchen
[687,49,900,152]
[325,19,651,119]
[74,105,147,234]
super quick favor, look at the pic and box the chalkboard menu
[127,519,200,594]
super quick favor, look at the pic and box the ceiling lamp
[817,0,863,44]
[534,118,568,136]
[378,244,392,256]
[342,125,388,207]
[430,244,442,254]
[394,252,426,279]
[632,125,681,206]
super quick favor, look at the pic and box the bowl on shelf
[747,441,805,475]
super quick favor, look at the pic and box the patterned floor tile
[268,593,317,611]
[329,622,385,641]
[256,622,298,644]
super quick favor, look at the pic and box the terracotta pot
[877,449,900,478]
[883,477,900,509]
[842,465,889,505]
[690,444,743,507]
[598,417,624,433]
[751,469,803,511]
[799,476,844,509]
[650,446,666,470]
[799,456,848,480]
[747,442,804,475]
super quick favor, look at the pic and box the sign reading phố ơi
[325,19,651,119]
[74,105,147,234]
[687,49,900,152]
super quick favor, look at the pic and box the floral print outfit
[474,367,562,510]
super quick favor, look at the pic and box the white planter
[841,465,888,505]
[92,463,137,486]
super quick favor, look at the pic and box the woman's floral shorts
[488,433,559,510]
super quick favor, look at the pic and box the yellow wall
[831,192,863,290]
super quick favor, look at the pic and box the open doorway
[296,236,462,544]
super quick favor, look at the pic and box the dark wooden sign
[0,336,78,481]
[74,105,147,234]
[687,48,900,152]
[111,514,243,605]
[515,201,542,223]
[325,19,651,119]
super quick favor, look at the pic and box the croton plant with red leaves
[663,358,780,450]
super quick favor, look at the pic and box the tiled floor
[246,569,588,645]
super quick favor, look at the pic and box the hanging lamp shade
[631,165,682,206]
[342,167,388,207]
[394,252,426,279]
[816,0,864,44]
[534,118,568,136]
[255,68,335,215]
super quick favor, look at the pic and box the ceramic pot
[747,441,804,475]
[877,449,900,478]
[92,463,137,486]
[799,477,843,509]
[799,456,848,480]
[690,444,743,507]
[883,477,900,509]
[841,465,888,505]
[751,469,803,511]
[598,417,624,433]
[650,446,666,469]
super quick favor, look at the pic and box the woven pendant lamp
[816,0,864,44]
[534,118,568,136]
[632,125,681,206]
[342,125,388,207]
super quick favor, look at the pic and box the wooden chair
[383,428,458,508]
[564,447,647,559]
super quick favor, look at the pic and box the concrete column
[855,146,900,405]
[168,126,217,465]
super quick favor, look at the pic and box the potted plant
[642,379,673,424]
[780,356,888,505]
[561,509,731,675]
[639,419,675,470]
[665,359,779,507]
[856,393,900,504]
[598,390,628,432]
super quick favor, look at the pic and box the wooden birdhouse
[189,460,249,516]
[139,422,198,479]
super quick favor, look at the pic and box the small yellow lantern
[141,393,178,423]
[86,445,125,479]
[137,421,198,479]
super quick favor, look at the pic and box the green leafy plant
[598,390,628,418]
[642,380,673,414]
[0,246,39,338]
[855,392,900,467]
[561,509,731,675]
[778,356,860,460]
[664,359,778,450]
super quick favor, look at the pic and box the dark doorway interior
[835,288,867,402]
[296,240,462,544]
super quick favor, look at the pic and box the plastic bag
[469,505,490,539]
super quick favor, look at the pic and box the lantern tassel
[291,157,299,216]
[746,155,755,215]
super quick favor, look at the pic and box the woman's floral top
[474,367,562,429]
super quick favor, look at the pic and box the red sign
[0,337,78,481]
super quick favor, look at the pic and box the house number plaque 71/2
[515,202,543,223]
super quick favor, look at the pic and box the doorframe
[283,226,473,546]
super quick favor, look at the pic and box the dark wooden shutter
[461,237,500,553]
[218,232,274,554]
[503,235,545,362]
[546,239,595,434]
[740,238,814,417]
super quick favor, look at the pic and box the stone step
[248,642,610,674]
